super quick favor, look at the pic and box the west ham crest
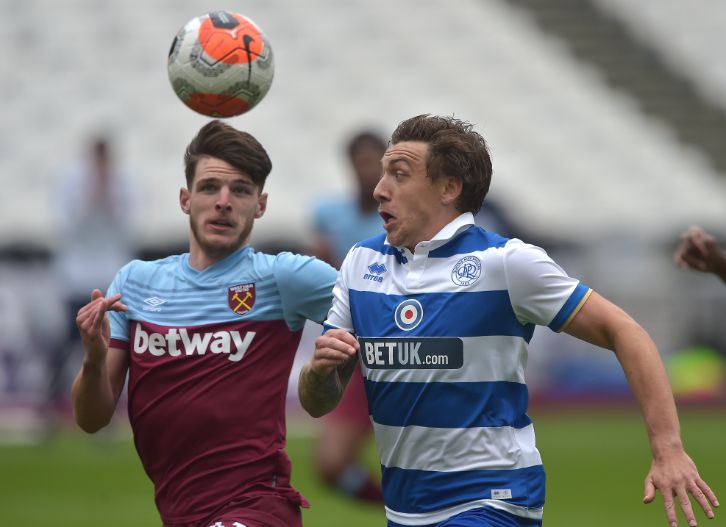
[228,283,256,315]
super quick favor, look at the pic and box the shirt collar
[181,244,253,281]
[386,212,475,257]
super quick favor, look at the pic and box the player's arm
[71,289,129,433]
[563,291,719,526]
[298,328,359,418]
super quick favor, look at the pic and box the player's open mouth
[379,211,395,230]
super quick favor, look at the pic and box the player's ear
[255,192,268,219]
[440,175,463,206]
[180,187,191,215]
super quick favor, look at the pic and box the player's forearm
[613,323,684,456]
[298,363,346,418]
[71,360,117,433]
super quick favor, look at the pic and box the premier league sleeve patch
[228,283,256,315]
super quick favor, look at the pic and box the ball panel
[199,13,264,65]
[186,93,250,118]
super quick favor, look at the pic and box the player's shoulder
[351,232,391,255]
[114,254,182,287]
[267,250,337,283]
[267,251,338,294]
[123,254,181,274]
[429,225,511,259]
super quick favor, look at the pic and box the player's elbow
[74,414,111,434]
[298,387,341,418]
[298,392,336,418]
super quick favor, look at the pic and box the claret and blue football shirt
[324,213,591,526]
[106,245,337,526]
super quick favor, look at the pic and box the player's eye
[232,184,254,195]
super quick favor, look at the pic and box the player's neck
[188,240,246,271]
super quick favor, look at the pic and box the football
[167,11,275,118]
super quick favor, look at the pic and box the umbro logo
[143,296,166,312]
[364,262,387,283]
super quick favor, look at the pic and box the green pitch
[0,408,722,526]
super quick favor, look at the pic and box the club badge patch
[228,283,256,315]
[394,299,424,331]
[451,256,482,286]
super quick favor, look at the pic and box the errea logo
[143,296,166,312]
[363,262,387,283]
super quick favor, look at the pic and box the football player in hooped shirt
[298,115,719,527]
[72,120,338,527]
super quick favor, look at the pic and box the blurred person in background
[299,114,719,527]
[307,130,386,502]
[674,226,726,283]
[46,134,136,432]
[71,120,337,527]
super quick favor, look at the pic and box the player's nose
[373,176,389,203]
[215,188,233,211]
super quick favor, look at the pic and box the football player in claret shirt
[298,115,719,527]
[72,120,338,527]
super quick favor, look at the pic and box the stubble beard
[189,215,252,261]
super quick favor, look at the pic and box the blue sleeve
[274,252,338,331]
[106,261,134,343]
[548,283,592,332]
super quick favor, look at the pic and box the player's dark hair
[390,114,492,214]
[184,120,272,190]
[347,131,386,160]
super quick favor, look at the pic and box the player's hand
[76,289,127,366]
[309,328,359,377]
[643,448,719,526]
[673,226,722,274]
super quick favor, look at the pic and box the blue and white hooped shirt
[324,213,591,525]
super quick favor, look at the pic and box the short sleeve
[322,251,354,333]
[275,252,338,331]
[107,261,133,348]
[503,242,591,332]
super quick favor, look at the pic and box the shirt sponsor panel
[359,337,463,370]
[361,335,528,384]
[131,320,256,363]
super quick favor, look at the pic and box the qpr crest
[228,283,256,315]
[451,255,482,286]
[394,299,424,331]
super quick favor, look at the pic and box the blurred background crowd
[1,0,725,441]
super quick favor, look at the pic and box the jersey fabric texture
[312,196,383,265]
[324,213,591,526]
[106,245,337,526]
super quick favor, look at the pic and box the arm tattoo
[299,356,357,417]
